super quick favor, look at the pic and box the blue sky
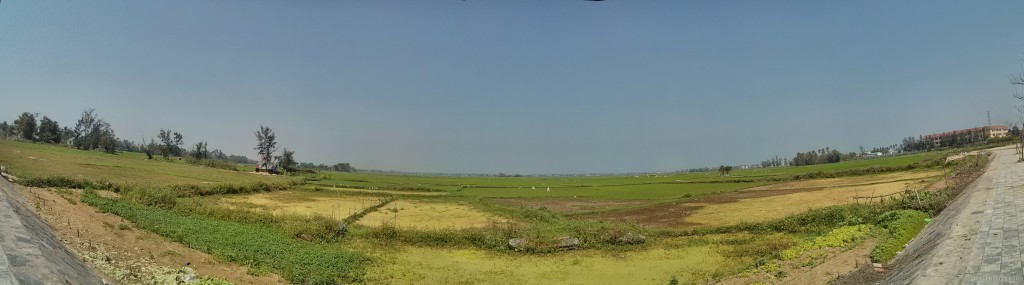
[2,1,1024,174]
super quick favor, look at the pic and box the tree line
[0,108,357,174]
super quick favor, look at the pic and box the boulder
[178,267,198,283]
[556,236,580,249]
[338,222,348,237]
[508,238,527,250]
[616,232,647,245]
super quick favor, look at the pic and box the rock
[872,263,883,268]
[0,165,6,173]
[338,222,348,237]
[178,266,198,282]
[508,238,527,250]
[616,232,647,244]
[874,267,886,273]
[556,236,580,249]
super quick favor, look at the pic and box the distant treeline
[0,109,356,172]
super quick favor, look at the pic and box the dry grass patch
[686,179,931,226]
[356,199,504,230]
[364,245,743,285]
[219,191,383,220]
[749,170,942,191]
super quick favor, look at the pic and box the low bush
[20,176,97,189]
[779,224,873,260]
[122,187,178,209]
[871,210,929,263]
[184,158,239,171]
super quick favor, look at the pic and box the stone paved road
[964,149,1024,285]
[882,146,1015,285]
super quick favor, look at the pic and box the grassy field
[0,139,984,284]
[0,140,296,186]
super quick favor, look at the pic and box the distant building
[922,125,1008,148]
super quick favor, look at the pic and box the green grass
[457,181,770,200]
[81,190,366,284]
[308,151,941,201]
[0,140,297,187]
[871,210,930,263]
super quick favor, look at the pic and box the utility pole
[988,111,992,126]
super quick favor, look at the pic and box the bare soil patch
[591,187,807,227]
[15,185,285,284]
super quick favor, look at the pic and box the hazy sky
[2,1,1024,174]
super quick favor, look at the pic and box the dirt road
[0,177,107,284]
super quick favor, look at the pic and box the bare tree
[1012,67,1024,161]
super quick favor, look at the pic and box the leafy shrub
[281,215,340,243]
[184,158,239,171]
[779,224,872,260]
[871,210,929,263]
[122,187,177,209]
[20,176,97,189]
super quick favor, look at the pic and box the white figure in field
[532,186,536,190]
[546,187,551,192]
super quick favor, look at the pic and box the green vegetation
[0,139,996,283]
[0,140,297,186]
[871,210,930,263]
[81,190,366,284]
[779,225,873,260]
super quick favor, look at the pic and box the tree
[717,165,732,176]
[37,116,61,144]
[280,148,297,173]
[254,125,277,169]
[155,129,184,158]
[60,127,74,145]
[0,121,10,138]
[157,129,173,159]
[13,112,37,141]
[72,109,116,152]
[144,138,156,159]
[332,163,355,172]
[1013,66,1024,161]
[172,132,184,156]
[210,149,228,161]
[190,141,209,160]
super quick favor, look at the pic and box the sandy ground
[14,185,286,285]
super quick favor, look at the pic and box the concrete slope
[882,146,1018,284]
[0,178,107,285]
